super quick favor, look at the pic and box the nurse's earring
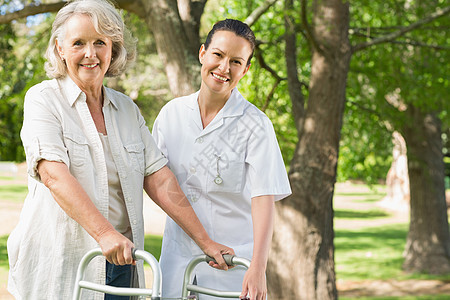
[214,154,223,185]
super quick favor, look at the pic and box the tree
[267,0,350,298]
[266,0,450,298]
[2,0,449,298]
[349,0,450,274]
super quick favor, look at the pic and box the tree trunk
[267,1,351,299]
[401,106,450,274]
[141,0,201,97]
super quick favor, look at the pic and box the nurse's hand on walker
[240,195,275,300]
[240,264,266,300]
[144,166,234,270]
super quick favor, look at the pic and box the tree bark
[267,1,351,299]
[401,107,450,274]
[141,0,201,97]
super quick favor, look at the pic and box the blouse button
[189,167,196,174]
[196,137,204,144]
[191,196,198,203]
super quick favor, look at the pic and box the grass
[336,224,407,281]
[0,185,28,203]
[1,181,449,299]
[335,208,390,219]
[144,234,163,260]
[0,236,7,269]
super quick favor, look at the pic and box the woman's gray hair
[45,0,136,78]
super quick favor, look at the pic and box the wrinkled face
[56,14,112,90]
[199,30,252,97]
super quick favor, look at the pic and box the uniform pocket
[207,151,245,194]
[124,142,145,175]
[63,132,89,168]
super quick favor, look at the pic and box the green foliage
[1,0,447,187]
[340,0,450,183]
[0,13,52,162]
[106,12,171,129]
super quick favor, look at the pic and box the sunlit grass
[144,234,163,260]
[0,236,7,269]
[0,185,28,203]
[335,208,390,219]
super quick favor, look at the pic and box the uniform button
[132,220,137,225]
[191,196,198,203]
[196,137,204,144]
[190,167,196,174]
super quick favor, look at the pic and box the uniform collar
[185,88,246,118]
[58,75,118,110]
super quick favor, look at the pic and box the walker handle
[205,254,235,266]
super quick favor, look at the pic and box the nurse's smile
[211,72,229,82]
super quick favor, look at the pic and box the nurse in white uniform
[152,19,291,300]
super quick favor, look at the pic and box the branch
[352,31,450,50]
[0,2,65,24]
[0,0,141,24]
[245,0,278,27]
[261,80,281,112]
[254,47,287,112]
[300,0,321,53]
[255,47,285,82]
[352,5,450,53]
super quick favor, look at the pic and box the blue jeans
[105,261,135,300]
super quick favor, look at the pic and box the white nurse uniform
[152,88,291,299]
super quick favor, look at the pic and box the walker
[73,248,251,299]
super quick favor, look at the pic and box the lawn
[0,181,28,203]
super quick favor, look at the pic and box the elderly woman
[7,1,232,299]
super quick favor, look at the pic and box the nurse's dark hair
[204,19,255,66]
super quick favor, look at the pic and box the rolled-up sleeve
[20,86,69,181]
[136,107,167,176]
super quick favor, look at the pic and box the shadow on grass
[335,224,419,281]
[335,209,390,219]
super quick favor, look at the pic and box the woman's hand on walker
[98,229,135,266]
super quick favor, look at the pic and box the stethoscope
[213,153,223,185]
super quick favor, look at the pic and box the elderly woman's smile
[56,14,112,90]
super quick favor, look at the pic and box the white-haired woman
[7,1,233,299]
